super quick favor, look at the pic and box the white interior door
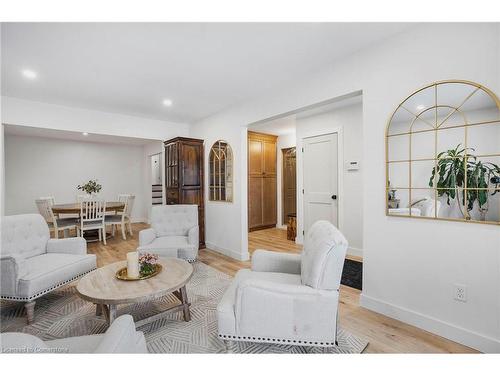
[303,133,338,235]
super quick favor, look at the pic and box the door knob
[331,195,337,200]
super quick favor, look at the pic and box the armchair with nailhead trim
[137,205,199,262]
[1,214,96,324]
[217,220,347,350]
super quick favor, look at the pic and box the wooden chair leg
[54,229,59,239]
[128,220,133,236]
[25,301,36,324]
[102,228,107,245]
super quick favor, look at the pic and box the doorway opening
[150,153,163,206]
[245,93,363,262]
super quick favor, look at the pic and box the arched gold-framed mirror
[209,140,233,202]
[386,80,500,225]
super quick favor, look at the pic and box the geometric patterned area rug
[0,262,368,354]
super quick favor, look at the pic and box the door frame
[281,147,296,226]
[298,127,344,244]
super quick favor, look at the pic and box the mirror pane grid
[386,80,500,224]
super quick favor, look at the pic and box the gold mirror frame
[209,140,233,202]
[385,80,500,225]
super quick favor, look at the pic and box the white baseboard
[131,217,147,224]
[360,293,500,353]
[347,246,363,258]
[206,241,250,261]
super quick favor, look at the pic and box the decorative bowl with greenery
[77,179,102,195]
[139,253,159,277]
[429,144,500,220]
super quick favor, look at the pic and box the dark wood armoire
[164,137,205,248]
[248,131,277,231]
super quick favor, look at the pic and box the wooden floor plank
[83,223,477,353]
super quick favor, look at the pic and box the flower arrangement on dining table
[139,253,159,276]
[77,179,102,195]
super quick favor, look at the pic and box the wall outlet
[453,284,467,302]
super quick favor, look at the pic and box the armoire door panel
[248,176,263,228]
[262,177,277,225]
[248,140,263,175]
[263,141,277,175]
[181,189,201,205]
[181,144,201,187]
[164,137,205,247]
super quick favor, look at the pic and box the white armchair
[217,220,348,348]
[1,214,97,324]
[137,205,199,262]
[1,315,147,353]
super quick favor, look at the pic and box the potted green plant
[429,144,500,220]
[77,179,102,197]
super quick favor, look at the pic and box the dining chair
[35,199,79,239]
[105,195,135,240]
[79,200,107,245]
[116,194,130,214]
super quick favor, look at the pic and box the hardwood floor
[86,223,477,353]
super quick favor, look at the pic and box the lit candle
[126,251,139,278]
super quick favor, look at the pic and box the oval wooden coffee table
[76,258,193,327]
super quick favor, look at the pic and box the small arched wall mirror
[386,80,500,225]
[209,140,233,202]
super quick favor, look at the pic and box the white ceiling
[3,124,159,146]
[1,23,414,123]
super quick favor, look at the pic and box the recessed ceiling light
[416,104,426,111]
[82,132,89,136]
[162,99,173,107]
[21,69,37,80]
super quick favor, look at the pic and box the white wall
[190,23,500,352]
[295,101,364,256]
[276,131,296,228]
[5,134,147,221]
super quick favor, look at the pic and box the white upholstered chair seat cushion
[54,217,79,228]
[81,219,104,230]
[137,236,197,260]
[104,215,124,223]
[251,250,301,274]
[17,253,96,298]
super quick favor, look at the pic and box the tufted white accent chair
[217,220,348,349]
[1,214,97,324]
[137,205,199,262]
